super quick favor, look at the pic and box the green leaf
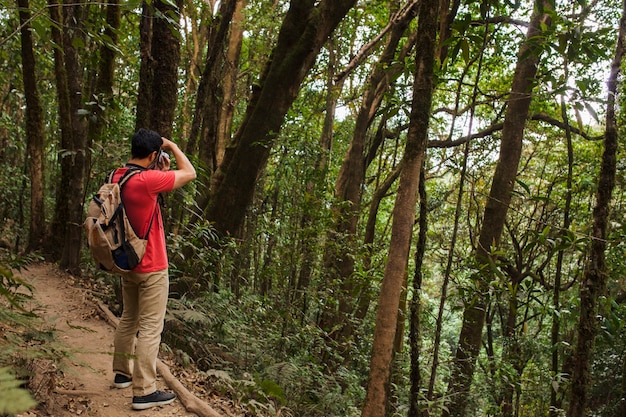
[583,102,599,123]
[71,36,85,49]
[460,38,470,64]
[0,367,36,414]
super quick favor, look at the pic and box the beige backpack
[83,169,154,274]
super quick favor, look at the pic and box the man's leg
[132,269,169,396]
[113,274,140,378]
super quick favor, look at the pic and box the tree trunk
[550,95,574,417]
[48,0,89,275]
[135,0,182,136]
[86,0,120,178]
[361,1,439,416]
[135,1,153,131]
[206,0,357,237]
[427,0,474,404]
[500,273,523,417]
[319,1,419,350]
[621,347,626,417]
[188,0,238,216]
[17,0,46,253]
[409,166,427,417]
[443,2,553,416]
[150,0,182,137]
[216,0,245,167]
[567,2,626,415]
[59,3,88,274]
[48,0,72,259]
[295,35,342,318]
[179,0,209,140]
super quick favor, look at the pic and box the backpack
[83,168,154,274]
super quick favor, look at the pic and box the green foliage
[0,367,36,414]
[162,289,367,416]
[3,0,626,415]
[0,255,46,414]
[0,254,39,316]
[587,297,626,417]
[167,220,226,295]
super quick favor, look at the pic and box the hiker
[110,128,196,410]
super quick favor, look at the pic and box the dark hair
[131,128,163,159]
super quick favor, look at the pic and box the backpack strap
[105,168,141,224]
[115,167,142,188]
[110,167,158,240]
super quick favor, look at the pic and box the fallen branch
[156,360,222,417]
[54,389,101,396]
[95,300,223,417]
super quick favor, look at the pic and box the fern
[0,367,36,414]
[0,263,35,315]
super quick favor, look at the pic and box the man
[110,128,196,410]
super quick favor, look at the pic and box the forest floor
[12,262,242,417]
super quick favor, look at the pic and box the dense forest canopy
[1,0,626,416]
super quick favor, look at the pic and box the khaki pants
[112,269,169,396]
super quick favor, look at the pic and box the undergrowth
[157,222,368,416]
[0,251,45,415]
[162,290,366,417]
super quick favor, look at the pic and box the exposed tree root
[95,300,223,417]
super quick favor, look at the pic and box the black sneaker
[113,374,132,389]
[132,390,176,410]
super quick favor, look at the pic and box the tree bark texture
[188,0,238,217]
[443,2,554,416]
[550,96,575,417]
[567,1,626,415]
[47,0,89,274]
[361,1,439,416]
[206,0,357,237]
[135,1,153,131]
[149,0,183,137]
[409,166,427,417]
[48,0,72,259]
[134,0,182,137]
[17,0,46,253]
[216,0,245,167]
[59,3,88,274]
[87,0,121,180]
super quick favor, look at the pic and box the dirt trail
[14,262,212,417]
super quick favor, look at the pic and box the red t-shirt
[113,167,176,273]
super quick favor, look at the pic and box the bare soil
[14,262,239,417]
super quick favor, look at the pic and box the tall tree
[205,0,357,237]
[135,0,183,137]
[408,166,427,417]
[319,1,419,350]
[87,0,121,145]
[295,33,343,316]
[216,0,245,167]
[361,0,439,415]
[48,0,89,274]
[187,0,238,215]
[567,1,626,415]
[17,0,46,252]
[442,1,554,416]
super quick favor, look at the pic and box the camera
[150,150,170,170]
[157,151,170,169]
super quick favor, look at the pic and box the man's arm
[161,138,196,190]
